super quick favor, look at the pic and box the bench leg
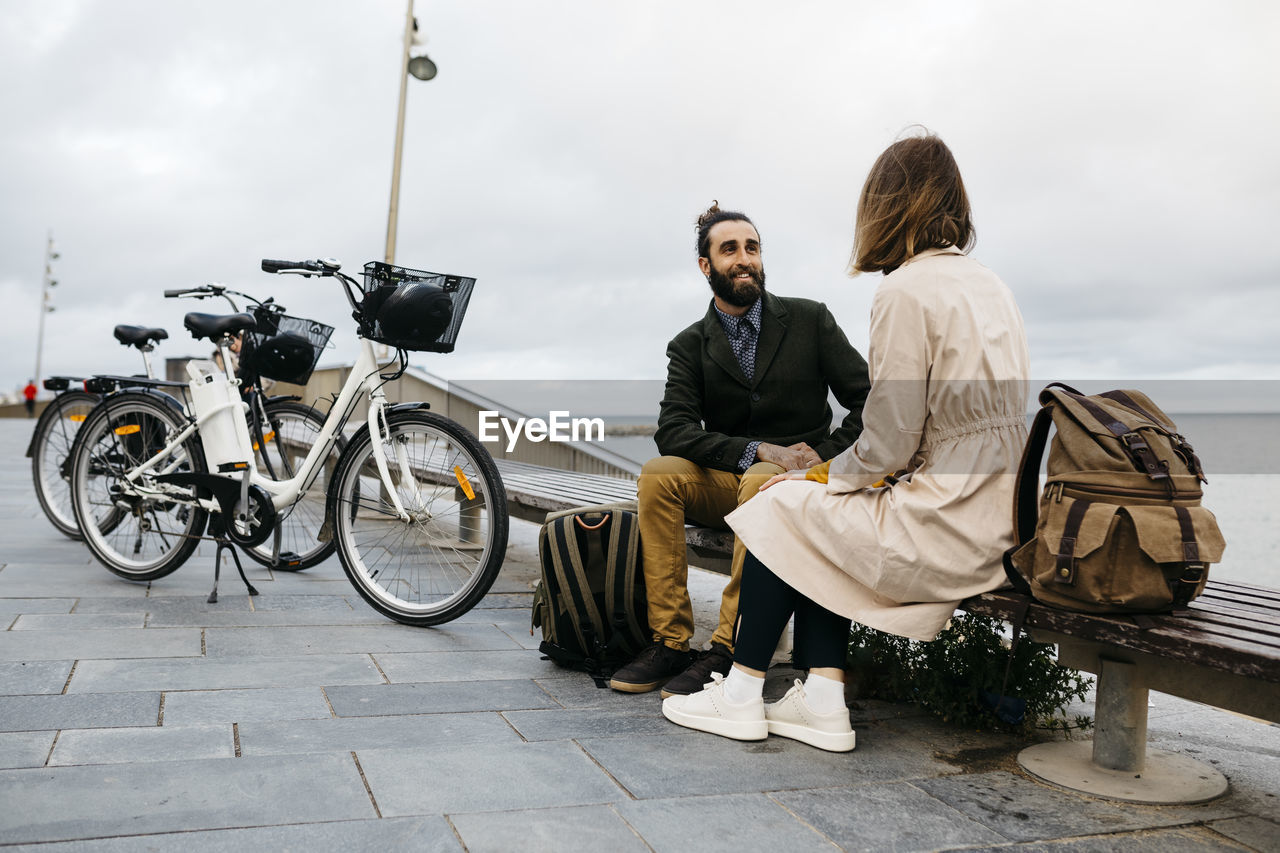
[1017,658,1228,804]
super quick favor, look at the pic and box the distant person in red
[22,380,37,418]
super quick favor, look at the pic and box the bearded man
[610,202,871,696]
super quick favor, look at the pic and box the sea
[594,413,1278,590]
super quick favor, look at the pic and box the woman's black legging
[732,549,853,672]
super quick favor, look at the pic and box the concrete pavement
[0,417,1277,851]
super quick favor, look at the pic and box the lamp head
[407,54,437,81]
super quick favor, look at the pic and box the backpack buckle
[1121,431,1170,481]
[1179,562,1206,584]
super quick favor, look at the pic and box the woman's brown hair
[850,131,974,275]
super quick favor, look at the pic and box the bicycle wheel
[70,392,207,581]
[30,390,99,539]
[242,400,339,571]
[329,410,509,626]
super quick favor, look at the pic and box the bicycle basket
[359,262,475,353]
[242,314,334,385]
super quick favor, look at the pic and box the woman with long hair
[662,131,1030,752]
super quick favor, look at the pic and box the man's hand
[755,442,808,471]
[787,441,822,467]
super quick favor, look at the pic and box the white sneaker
[764,680,856,752]
[661,673,767,741]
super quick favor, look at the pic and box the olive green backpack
[1004,383,1226,614]
[531,502,650,685]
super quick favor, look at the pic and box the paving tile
[374,649,563,683]
[578,728,951,800]
[50,723,233,766]
[1145,734,1280,820]
[0,816,461,852]
[11,613,146,630]
[238,711,520,756]
[149,606,390,628]
[469,592,534,610]
[0,598,77,618]
[0,565,147,598]
[451,804,649,853]
[66,654,385,693]
[0,692,160,732]
[614,792,836,852]
[0,628,201,661]
[451,610,542,649]
[203,623,522,656]
[71,596,247,617]
[954,826,1254,852]
[326,679,558,717]
[162,686,333,725]
[770,782,1006,851]
[1208,816,1280,852]
[0,660,73,695]
[357,740,624,815]
[0,731,55,769]
[913,770,1238,843]
[535,675,665,710]
[0,753,375,845]
[504,707,672,741]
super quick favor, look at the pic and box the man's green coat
[655,292,871,472]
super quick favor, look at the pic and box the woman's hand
[758,469,809,492]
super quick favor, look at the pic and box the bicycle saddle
[183,312,257,341]
[43,376,85,391]
[113,325,169,348]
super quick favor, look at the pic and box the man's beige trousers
[636,456,784,652]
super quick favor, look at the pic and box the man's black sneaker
[660,642,734,698]
[609,642,694,693]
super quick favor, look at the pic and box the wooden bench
[498,460,734,573]
[499,460,1280,804]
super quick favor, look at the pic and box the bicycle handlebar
[262,259,329,274]
[162,283,283,315]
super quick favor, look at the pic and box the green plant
[846,613,1093,733]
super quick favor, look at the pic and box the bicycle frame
[117,335,413,521]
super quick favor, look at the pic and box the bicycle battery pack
[186,360,252,470]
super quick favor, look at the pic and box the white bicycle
[67,258,508,626]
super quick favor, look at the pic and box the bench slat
[965,591,1280,684]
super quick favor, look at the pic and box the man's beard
[708,263,766,308]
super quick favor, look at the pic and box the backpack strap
[597,513,629,663]
[608,510,646,646]
[1059,390,1172,483]
[547,516,607,659]
[1002,404,1053,596]
[1099,390,1206,482]
[1052,498,1091,586]
[1171,505,1208,609]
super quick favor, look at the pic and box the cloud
[1,0,1276,392]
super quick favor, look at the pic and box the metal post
[384,0,416,266]
[33,231,57,387]
[1092,657,1148,772]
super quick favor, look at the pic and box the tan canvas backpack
[1004,383,1226,614]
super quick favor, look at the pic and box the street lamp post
[384,0,437,266]
[33,231,59,390]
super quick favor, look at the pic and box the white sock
[803,673,847,715]
[722,667,764,704]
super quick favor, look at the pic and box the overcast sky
[2,1,1277,400]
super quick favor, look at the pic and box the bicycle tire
[30,390,99,539]
[242,400,340,571]
[70,391,208,581]
[329,410,509,626]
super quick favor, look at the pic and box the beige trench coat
[726,247,1030,641]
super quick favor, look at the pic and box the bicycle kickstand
[207,520,260,603]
